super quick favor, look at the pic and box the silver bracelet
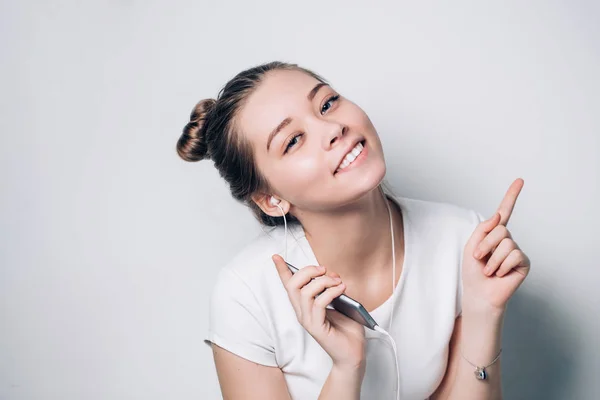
[460,348,502,380]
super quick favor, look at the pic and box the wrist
[319,362,365,400]
[461,308,505,334]
[459,308,504,368]
[462,295,507,320]
[332,359,366,378]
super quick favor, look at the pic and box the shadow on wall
[501,288,579,400]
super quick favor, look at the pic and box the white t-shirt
[204,194,484,399]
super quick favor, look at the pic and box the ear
[251,192,289,217]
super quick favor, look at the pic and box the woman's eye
[284,133,303,154]
[321,95,340,115]
[282,95,339,154]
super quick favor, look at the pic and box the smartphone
[285,261,379,330]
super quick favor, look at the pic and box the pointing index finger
[272,254,293,284]
[496,178,524,226]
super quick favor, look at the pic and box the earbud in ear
[270,196,280,206]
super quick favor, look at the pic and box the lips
[334,139,366,174]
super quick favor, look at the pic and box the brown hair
[176,61,328,226]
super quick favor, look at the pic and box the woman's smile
[334,140,368,176]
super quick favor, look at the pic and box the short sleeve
[203,267,277,367]
[457,209,487,317]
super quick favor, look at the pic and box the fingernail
[474,250,482,259]
[334,277,342,283]
[318,265,326,270]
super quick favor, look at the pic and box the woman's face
[239,69,387,215]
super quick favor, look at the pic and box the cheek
[268,154,328,198]
[295,155,324,176]
[283,155,324,186]
[344,104,380,139]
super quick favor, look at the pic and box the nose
[322,121,347,149]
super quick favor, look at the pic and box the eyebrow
[266,82,330,152]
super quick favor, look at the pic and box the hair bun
[176,98,216,162]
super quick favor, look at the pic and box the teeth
[336,142,364,172]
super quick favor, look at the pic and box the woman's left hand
[461,178,531,315]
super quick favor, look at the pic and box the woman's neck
[297,187,404,282]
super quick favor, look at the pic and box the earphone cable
[276,203,288,261]
[373,325,401,400]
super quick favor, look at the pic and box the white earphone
[270,196,287,260]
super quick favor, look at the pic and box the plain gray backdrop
[1,0,598,399]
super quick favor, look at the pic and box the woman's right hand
[272,254,366,370]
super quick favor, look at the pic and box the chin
[342,159,387,203]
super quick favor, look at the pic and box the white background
[1,0,598,399]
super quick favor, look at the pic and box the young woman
[176,61,530,399]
